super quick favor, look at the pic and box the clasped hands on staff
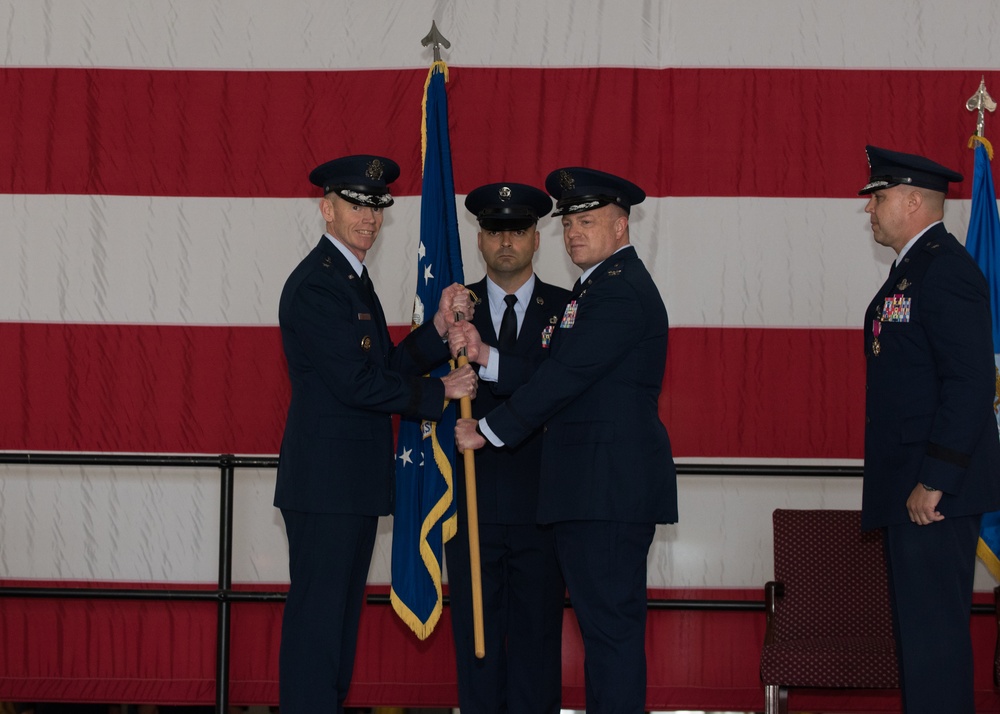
[438,283,479,401]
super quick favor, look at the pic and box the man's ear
[615,214,629,240]
[319,196,336,222]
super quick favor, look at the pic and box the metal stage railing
[0,453,989,709]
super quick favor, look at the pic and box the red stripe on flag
[2,67,993,199]
[0,322,289,454]
[663,327,865,459]
[0,322,863,458]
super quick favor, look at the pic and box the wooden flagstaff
[455,312,486,659]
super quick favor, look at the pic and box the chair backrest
[772,508,893,641]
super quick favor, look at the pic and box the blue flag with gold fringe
[390,61,463,637]
[965,135,1000,581]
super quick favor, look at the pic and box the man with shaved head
[859,145,1000,713]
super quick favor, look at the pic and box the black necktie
[360,266,374,300]
[498,294,518,350]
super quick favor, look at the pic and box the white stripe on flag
[4,194,964,328]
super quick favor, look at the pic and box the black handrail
[0,452,279,711]
[0,452,992,708]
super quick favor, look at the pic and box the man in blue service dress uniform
[859,145,1000,714]
[455,167,678,714]
[446,182,570,714]
[274,155,478,714]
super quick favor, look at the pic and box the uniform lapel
[320,239,390,349]
[470,280,497,344]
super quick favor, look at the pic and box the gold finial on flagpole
[421,21,451,63]
[966,77,996,138]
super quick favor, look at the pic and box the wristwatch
[921,483,939,492]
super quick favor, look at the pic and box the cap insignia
[559,170,575,190]
[366,159,385,180]
[499,186,511,201]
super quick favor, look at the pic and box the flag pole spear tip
[421,21,451,63]
[966,77,996,139]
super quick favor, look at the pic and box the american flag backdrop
[2,0,1000,665]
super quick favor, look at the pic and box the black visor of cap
[476,206,539,231]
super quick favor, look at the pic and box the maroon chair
[760,509,899,714]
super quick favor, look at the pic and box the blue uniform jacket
[862,223,1000,530]
[275,237,450,516]
[458,277,571,524]
[485,246,678,525]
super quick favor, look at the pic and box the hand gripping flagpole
[423,20,485,659]
[454,308,486,659]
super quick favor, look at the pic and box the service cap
[545,167,645,216]
[309,155,400,207]
[858,145,962,195]
[465,182,553,231]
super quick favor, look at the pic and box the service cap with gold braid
[858,145,963,196]
[309,154,401,207]
[545,166,646,217]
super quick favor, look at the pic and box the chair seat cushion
[760,636,899,688]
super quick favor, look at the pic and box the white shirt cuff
[478,346,500,383]
[478,417,504,447]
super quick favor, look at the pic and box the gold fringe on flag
[969,134,995,161]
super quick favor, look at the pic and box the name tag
[357,313,372,321]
